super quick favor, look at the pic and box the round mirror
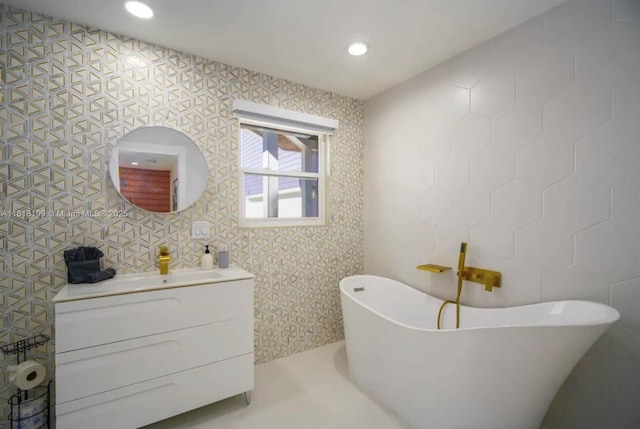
[109,126,208,213]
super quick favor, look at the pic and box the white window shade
[233,100,339,135]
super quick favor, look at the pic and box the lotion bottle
[201,244,214,269]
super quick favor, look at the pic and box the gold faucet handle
[484,273,501,291]
[159,245,169,256]
[462,266,501,291]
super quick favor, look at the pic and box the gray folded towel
[63,247,116,284]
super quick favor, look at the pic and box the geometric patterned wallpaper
[364,0,640,427]
[0,5,364,422]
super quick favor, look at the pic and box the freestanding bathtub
[339,275,619,429]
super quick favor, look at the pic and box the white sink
[119,270,224,289]
[53,267,254,302]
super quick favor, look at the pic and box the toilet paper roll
[14,412,46,429]
[8,360,46,390]
[13,395,46,418]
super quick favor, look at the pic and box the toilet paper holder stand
[1,334,51,429]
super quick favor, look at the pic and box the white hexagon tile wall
[364,0,640,427]
[0,5,364,421]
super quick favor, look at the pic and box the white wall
[364,0,640,426]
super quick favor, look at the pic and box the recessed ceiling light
[131,161,139,165]
[124,1,154,19]
[347,42,369,56]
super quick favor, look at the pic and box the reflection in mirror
[109,126,208,213]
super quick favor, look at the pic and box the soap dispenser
[201,245,214,270]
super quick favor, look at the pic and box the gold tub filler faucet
[417,242,501,329]
[158,245,170,274]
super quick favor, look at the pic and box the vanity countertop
[53,266,255,302]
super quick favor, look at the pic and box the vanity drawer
[56,317,253,403]
[56,353,254,429]
[55,279,253,352]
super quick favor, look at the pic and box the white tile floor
[144,341,410,429]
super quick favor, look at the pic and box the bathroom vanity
[52,267,254,429]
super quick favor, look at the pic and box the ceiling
[119,151,177,171]
[5,0,567,99]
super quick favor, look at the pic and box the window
[234,101,338,227]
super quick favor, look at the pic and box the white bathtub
[339,275,619,429]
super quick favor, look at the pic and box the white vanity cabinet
[53,267,255,429]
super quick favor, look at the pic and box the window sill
[239,217,327,228]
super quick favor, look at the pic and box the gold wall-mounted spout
[416,264,452,273]
[158,245,170,275]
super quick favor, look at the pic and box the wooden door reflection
[119,167,171,212]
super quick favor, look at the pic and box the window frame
[237,118,329,228]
